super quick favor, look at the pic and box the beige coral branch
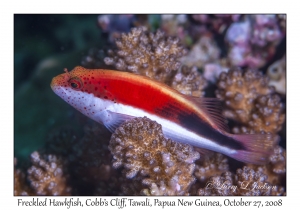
[109,117,200,195]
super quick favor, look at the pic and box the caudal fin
[228,134,279,165]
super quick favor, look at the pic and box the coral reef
[109,117,200,195]
[225,15,284,69]
[192,14,241,35]
[248,94,284,134]
[14,158,32,196]
[216,68,273,123]
[46,124,121,195]
[216,68,285,134]
[160,15,189,46]
[104,27,187,83]
[104,27,207,96]
[170,65,207,97]
[235,166,285,196]
[194,153,229,184]
[180,35,220,69]
[27,151,71,196]
[247,145,286,186]
[14,124,123,196]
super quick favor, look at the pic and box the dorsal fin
[185,95,229,132]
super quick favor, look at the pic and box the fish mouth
[50,77,56,90]
[50,77,64,95]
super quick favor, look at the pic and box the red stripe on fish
[54,67,194,124]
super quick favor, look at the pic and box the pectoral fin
[102,110,135,133]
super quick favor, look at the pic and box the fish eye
[68,77,82,90]
[71,82,78,88]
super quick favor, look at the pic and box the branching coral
[104,27,207,96]
[249,95,284,133]
[14,158,32,196]
[109,117,200,195]
[44,125,112,182]
[27,151,71,195]
[216,68,273,122]
[180,35,220,69]
[268,145,286,175]
[160,15,189,46]
[194,153,229,184]
[247,145,286,186]
[15,124,122,196]
[234,166,285,196]
[170,65,207,97]
[216,68,285,134]
[104,26,187,83]
[213,68,285,193]
[119,175,149,195]
[45,124,120,195]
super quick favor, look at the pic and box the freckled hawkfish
[51,66,277,164]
